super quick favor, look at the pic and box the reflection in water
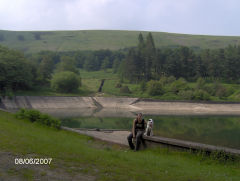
[37,108,138,118]
[38,108,240,150]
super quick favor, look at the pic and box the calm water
[40,109,240,150]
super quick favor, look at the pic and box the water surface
[40,109,240,150]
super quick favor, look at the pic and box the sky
[0,0,239,36]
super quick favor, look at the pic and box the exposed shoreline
[1,96,240,115]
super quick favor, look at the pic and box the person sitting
[127,113,146,151]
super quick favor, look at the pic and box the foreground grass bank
[0,110,240,181]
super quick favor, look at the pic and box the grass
[0,110,240,180]
[1,30,240,53]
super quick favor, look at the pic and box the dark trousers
[127,130,146,151]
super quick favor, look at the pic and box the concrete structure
[62,127,240,155]
[1,96,240,115]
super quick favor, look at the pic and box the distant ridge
[0,30,240,53]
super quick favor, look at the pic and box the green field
[0,110,240,180]
[1,30,240,53]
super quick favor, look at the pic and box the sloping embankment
[1,96,240,115]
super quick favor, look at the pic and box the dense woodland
[1,33,240,100]
[122,33,240,82]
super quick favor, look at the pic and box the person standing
[127,113,146,151]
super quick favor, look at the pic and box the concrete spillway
[0,96,97,109]
[1,96,240,116]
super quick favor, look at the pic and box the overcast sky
[0,0,239,36]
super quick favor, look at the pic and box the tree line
[121,33,240,83]
[1,32,240,97]
[0,46,125,95]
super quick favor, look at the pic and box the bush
[51,71,81,93]
[178,90,194,100]
[120,86,131,94]
[207,82,234,98]
[15,109,61,129]
[215,86,228,98]
[147,80,164,96]
[193,90,210,100]
[25,109,41,122]
[115,83,122,88]
[196,77,206,90]
[166,76,176,84]
[170,78,189,94]
[202,84,216,96]
[158,77,168,86]
[140,81,147,92]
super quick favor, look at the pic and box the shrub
[178,90,194,100]
[214,85,234,98]
[140,81,147,92]
[215,86,228,98]
[193,90,210,100]
[166,76,176,84]
[158,77,168,86]
[25,109,41,122]
[15,109,61,129]
[115,83,122,88]
[203,84,216,96]
[170,78,189,94]
[51,71,81,93]
[196,77,206,90]
[209,82,234,98]
[120,86,131,94]
[147,80,164,96]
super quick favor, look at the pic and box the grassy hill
[0,30,240,53]
[1,110,240,180]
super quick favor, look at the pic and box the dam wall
[1,96,240,115]
[0,96,97,109]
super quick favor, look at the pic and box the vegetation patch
[15,108,61,129]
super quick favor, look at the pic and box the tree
[0,45,35,93]
[122,48,140,82]
[101,57,110,71]
[37,55,55,84]
[224,45,240,81]
[112,58,121,73]
[144,32,156,80]
[51,71,81,93]
[83,55,99,71]
[147,80,164,96]
[56,56,79,74]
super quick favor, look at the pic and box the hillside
[0,30,240,53]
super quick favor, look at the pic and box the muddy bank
[1,96,240,115]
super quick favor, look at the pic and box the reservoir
[45,109,240,150]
